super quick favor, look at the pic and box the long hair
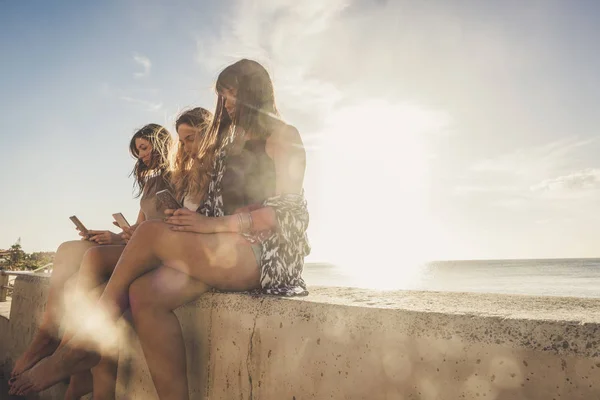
[194,60,280,198]
[129,123,172,197]
[171,107,213,203]
[215,59,280,140]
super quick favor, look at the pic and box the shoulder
[266,121,304,157]
[143,173,170,195]
[268,121,301,143]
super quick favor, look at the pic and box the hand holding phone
[112,213,131,229]
[120,224,138,243]
[156,189,183,211]
[69,216,90,238]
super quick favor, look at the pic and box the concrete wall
[2,275,600,400]
[1,275,70,400]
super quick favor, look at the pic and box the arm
[207,206,277,233]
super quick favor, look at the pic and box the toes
[10,366,21,378]
[9,375,26,394]
[19,382,35,396]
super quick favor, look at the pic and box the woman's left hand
[165,208,215,233]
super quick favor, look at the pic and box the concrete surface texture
[1,275,599,399]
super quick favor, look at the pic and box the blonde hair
[170,107,213,203]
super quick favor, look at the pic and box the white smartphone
[112,213,131,229]
[156,189,183,210]
[69,215,90,236]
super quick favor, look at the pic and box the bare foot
[8,347,100,396]
[64,371,93,400]
[11,330,60,377]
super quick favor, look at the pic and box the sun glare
[314,99,448,288]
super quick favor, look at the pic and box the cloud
[453,185,519,196]
[531,169,600,193]
[133,53,151,78]
[472,136,595,179]
[120,96,162,112]
[195,0,348,119]
[99,82,162,112]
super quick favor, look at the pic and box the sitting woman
[60,108,214,400]
[53,107,215,400]
[9,59,311,400]
[9,123,173,398]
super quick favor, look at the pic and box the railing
[0,263,53,302]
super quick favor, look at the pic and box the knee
[53,240,95,275]
[82,246,103,264]
[128,220,171,253]
[55,240,95,261]
[80,247,109,275]
[135,219,167,238]
[56,240,84,254]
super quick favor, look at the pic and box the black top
[221,138,276,215]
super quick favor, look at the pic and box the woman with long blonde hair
[171,106,214,210]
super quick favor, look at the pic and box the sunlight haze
[2,0,600,267]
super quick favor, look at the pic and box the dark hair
[215,58,279,140]
[129,123,173,197]
[172,107,213,202]
[196,60,280,198]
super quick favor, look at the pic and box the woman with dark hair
[10,60,310,400]
[9,123,174,399]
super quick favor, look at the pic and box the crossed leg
[129,266,210,400]
[10,220,259,396]
[10,245,125,398]
[11,240,96,378]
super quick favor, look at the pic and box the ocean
[303,258,600,298]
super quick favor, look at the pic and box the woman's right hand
[120,224,139,243]
[86,230,122,245]
[76,227,92,240]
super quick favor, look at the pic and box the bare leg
[64,280,117,400]
[11,240,96,377]
[10,220,259,395]
[88,276,119,400]
[90,353,118,400]
[9,245,124,396]
[129,267,210,400]
[12,248,123,398]
[99,220,259,320]
[64,371,93,400]
[58,245,125,347]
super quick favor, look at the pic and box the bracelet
[246,212,254,232]
[237,213,244,233]
[236,212,254,233]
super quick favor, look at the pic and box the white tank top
[183,194,200,212]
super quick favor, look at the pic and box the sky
[2,0,600,269]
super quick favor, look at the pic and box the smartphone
[156,189,183,210]
[112,213,131,229]
[69,215,90,236]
